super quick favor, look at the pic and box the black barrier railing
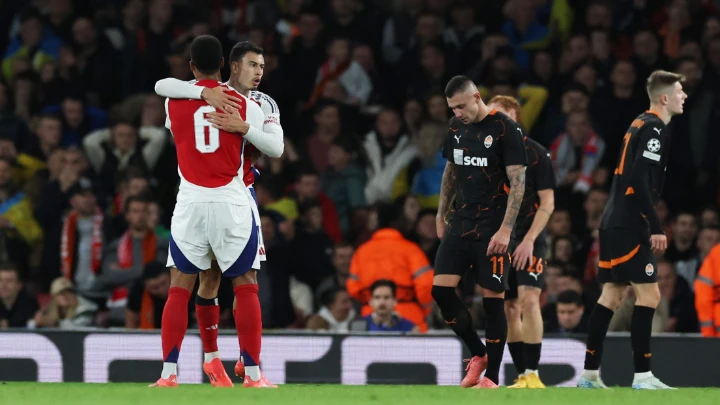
[0,330,717,387]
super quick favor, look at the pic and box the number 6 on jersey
[194,105,220,153]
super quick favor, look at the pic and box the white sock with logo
[161,362,177,379]
[245,366,260,381]
[526,369,538,376]
[582,369,599,380]
[204,351,220,363]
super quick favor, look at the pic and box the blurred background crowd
[1,0,719,336]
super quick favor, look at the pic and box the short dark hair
[646,70,685,101]
[370,279,397,297]
[190,35,223,75]
[444,75,474,98]
[0,262,19,275]
[295,166,319,182]
[142,262,169,281]
[298,198,321,216]
[229,41,264,63]
[375,202,399,230]
[557,290,583,306]
[124,194,149,213]
[320,287,345,308]
[36,112,61,124]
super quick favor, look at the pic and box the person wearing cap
[30,276,98,329]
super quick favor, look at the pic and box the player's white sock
[582,370,599,380]
[204,351,220,363]
[245,365,260,381]
[526,369,538,376]
[161,362,177,379]
[633,371,653,382]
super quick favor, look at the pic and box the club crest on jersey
[484,135,493,148]
[645,263,654,276]
[647,138,661,153]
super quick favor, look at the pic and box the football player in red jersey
[150,35,276,388]
[155,41,283,386]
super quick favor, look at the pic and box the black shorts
[434,232,510,293]
[506,238,546,300]
[597,228,657,285]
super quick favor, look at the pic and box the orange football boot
[461,355,488,388]
[243,373,278,388]
[203,358,234,387]
[149,375,178,387]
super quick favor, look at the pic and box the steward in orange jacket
[347,204,434,331]
[695,244,720,337]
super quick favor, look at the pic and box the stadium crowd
[0,0,719,336]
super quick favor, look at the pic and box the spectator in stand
[545,290,587,335]
[31,276,98,329]
[676,226,720,289]
[290,167,343,242]
[590,60,646,167]
[666,211,699,263]
[316,242,355,307]
[290,199,335,291]
[306,287,356,332]
[363,108,417,204]
[96,195,167,326]
[22,113,62,173]
[700,207,719,228]
[413,210,441,265]
[320,137,366,236]
[695,243,720,337]
[0,157,43,267]
[305,101,342,174]
[550,110,605,195]
[58,177,111,301]
[125,261,172,329]
[395,121,446,209]
[82,120,165,200]
[2,9,62,82]
[42,94,108,147]
[657,259,698,333]
[361,279,417,332]
[70,17,122,107]
[308,36,372,108]
[347,202,433,332]
[0,263,38,328]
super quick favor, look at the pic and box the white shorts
[166,202,258,277]
[248,185,266,269]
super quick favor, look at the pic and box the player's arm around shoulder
[155,78,243,112]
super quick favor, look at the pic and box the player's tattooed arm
[437,162,456,218]
[502,164,526,230]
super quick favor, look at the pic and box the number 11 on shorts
[491,256,505,275]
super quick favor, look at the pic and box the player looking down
[487,95,555,389]
[433,76,527,388]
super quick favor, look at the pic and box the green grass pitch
[2,383,720,405]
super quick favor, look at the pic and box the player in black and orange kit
[578,71,687,390]
[487,96,555,389]
[433,76,527,389]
